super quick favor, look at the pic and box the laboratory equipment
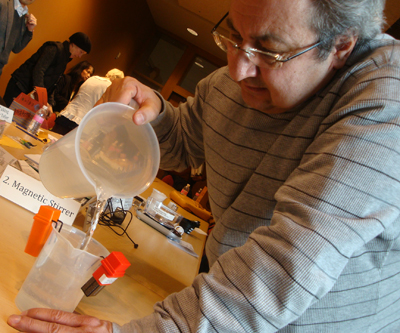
[39,102,160,199]
[15,224,109,312]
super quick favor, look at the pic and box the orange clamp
[24,205,61,257]
[93,251,131,285]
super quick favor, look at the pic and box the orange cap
[24,206,61,257]
[92,251,131,285]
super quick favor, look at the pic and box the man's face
[19,0,36,5]
[69,44,87,59]
[228,0,338,113]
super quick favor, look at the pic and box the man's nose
[228,50,258,82]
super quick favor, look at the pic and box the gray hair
[309,0,386,59]
[105,68,124,81]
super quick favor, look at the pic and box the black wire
[98,199,139,248]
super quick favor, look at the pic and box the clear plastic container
[15,225,109,312]
[39,102,160,199]
[148,188,167,203]
[145,196,180,225]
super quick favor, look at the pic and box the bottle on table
[27,105,49,135]
[194,188,202,201]
[181,184,190,196]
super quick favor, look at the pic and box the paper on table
[0,146,17,176]
[47,133,58,143]
[168,238,199,258]
[0,136,24,149]
[0,165,80,225]
[194,228,208,236]
[24,154,41,168]
[18,160,40,181]
[0,105,14,123]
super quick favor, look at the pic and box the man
[51,68,124,135]
[0,0,37,77]
[2,31,91,107]
[8,0,400,332]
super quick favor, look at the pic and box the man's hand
[25,13,37,32]
[97,77,162,125]
[46,103,53,117]
[8,308,113,332]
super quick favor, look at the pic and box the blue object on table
[16,125,43,142]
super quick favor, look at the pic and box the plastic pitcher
[39,102,160,199]
[15,224,110,312]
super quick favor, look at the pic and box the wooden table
[76,178,209,324]
[0,122,56,160]
[0,123,208,331]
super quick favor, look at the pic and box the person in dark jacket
[52,60,94,113]
[0,0,37,77]
[2,31,91,107]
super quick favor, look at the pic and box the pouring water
[39,102,160,247]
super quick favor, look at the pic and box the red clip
[93,251,131,286]
[81,252,131,297]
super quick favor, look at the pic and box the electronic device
[136,210,181,241]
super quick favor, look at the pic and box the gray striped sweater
[114,34,400,332]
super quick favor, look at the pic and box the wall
[385,0,400,28]
[0,0,156,95]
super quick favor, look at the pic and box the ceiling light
[187,28,198,36]
[194,62,204,68]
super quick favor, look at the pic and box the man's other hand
[25,13,37,32]
[8,308,113,332]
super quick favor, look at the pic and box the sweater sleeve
[11,27,32,53]
[32,45,58,88]
[114,49,400,332]
[151,69,220,173]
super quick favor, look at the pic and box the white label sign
[0,105,14,123]
[99,274,117,285]
[0,165,80,225]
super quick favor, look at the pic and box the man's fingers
[101,77,139,105]
[133,101,161,125]
[8,309,113,333]
[19,308,84,327]
[8,313,77,333]
[26,14,37,26]
[99,77,162,125]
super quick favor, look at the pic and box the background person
[0,0,37,78]
[51,68,124,135]
[2,31,91,108]
[7,0,400,332]
[51,60,94,113]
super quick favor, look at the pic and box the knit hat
[69,32,91,54]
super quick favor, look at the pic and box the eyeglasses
[211,12,322,69]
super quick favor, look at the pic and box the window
[133,33,187,90]
[179,56,219,94]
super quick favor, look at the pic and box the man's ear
[332,35,358,69]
